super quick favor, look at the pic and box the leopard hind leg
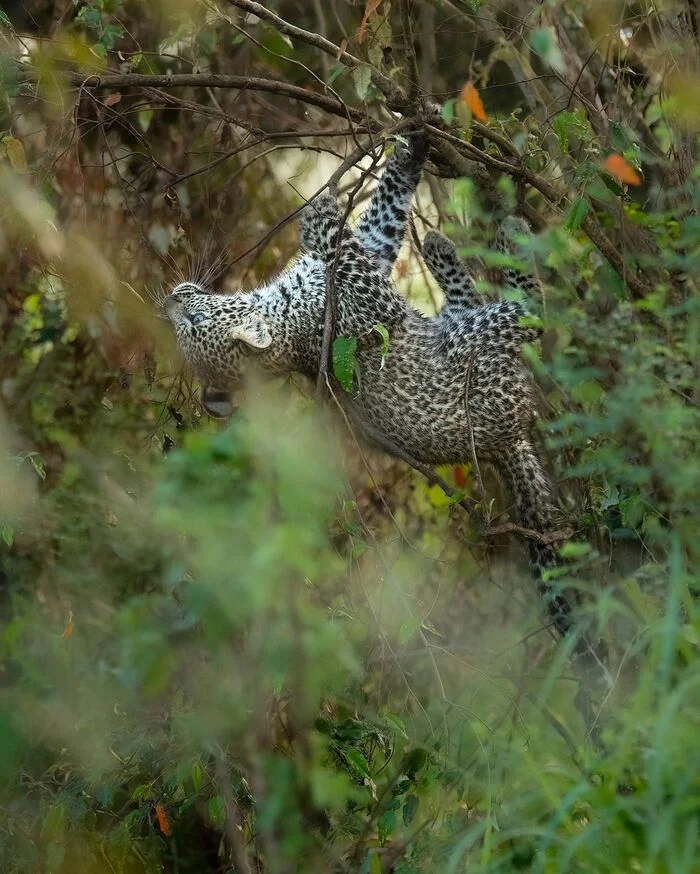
[495,216,544,301]
[422,230,482,308]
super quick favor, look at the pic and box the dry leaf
[104,92,122,107]
[454,465,467,488]
[155,803,172,837]
[61,611,74,638]
[358,0,383,44]
[603,154,641,186]
[460,82,488,123]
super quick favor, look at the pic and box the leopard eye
[190,312,208,326]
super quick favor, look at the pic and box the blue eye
[190,312,207,326]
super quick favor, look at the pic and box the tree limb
[46,71,377,126]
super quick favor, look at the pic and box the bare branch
[44,72,379,126]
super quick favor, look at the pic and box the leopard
[163,133,605,675]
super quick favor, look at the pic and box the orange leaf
[358,0,383,44]
[603,154,641,186]
[155,803,172,837]
[61,611,74,638]
[460,82,488,123]
[453,466,467,488]
[104,92,122,107]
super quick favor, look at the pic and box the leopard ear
[201,385,235,419]
[230,313,272,349]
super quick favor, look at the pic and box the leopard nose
[163,294,182,316]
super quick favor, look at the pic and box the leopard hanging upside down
[163,134,603,668]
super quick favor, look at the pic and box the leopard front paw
[392,131,429,170]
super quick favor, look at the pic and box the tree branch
[222,0,405,107]
[47,71,377,126]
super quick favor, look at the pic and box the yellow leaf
[358,0,383,44]
[603,154,641,186]
[460,82,488,123]
[2,136,27,171]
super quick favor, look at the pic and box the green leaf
[456,99,472,132]
[558,541,592,559]
[332,336,357,393]
[353,64,372,101]
[378,807,396,842]
[399,617,421,645]
[384,713,408,738]
[207,795,226,826]
[26,452,46,481]
[600,173,627,198]
[137,107,153,132]
[564,196,589,232]
[1,524,13,547]
[441,99,455,125]
[351,539,368,558]
[371,323,390,368]
[0,10,11,28]
[528,27,566,74]
[403,746,428,777]
[191,761,203,793]
[261,22,293,55]
[403,793,419,826]
[326,63,346,87]
[552,109,592,153]
[609,120,633,153]
[343,748,371,779]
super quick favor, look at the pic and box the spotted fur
[496,215,544,299]
[422,230,483,308]
[163,135,600,666]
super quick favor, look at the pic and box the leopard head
[163,281,272,418]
